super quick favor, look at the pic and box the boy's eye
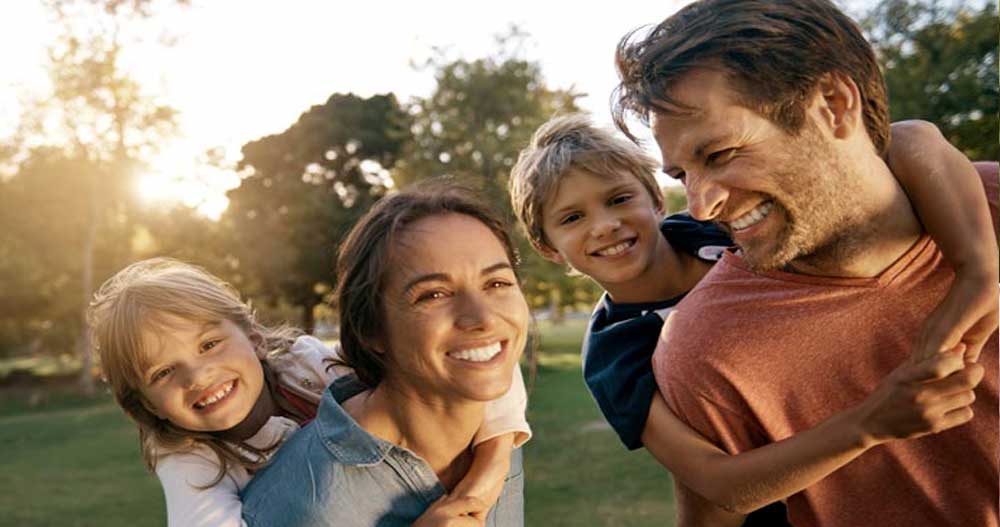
[609,193,633,206]
[559,213,581,226]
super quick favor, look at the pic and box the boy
[509,113,995,525]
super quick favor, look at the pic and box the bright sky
[0,0,879,218]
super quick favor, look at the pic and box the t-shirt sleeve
[582,313,664,450]
[156,451,249,527]
[476,364,532,448]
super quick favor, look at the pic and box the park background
[0,0,996,525]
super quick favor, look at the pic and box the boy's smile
[540,168,674,302]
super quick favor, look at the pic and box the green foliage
[224,93,411,332]
[862,0,999,159]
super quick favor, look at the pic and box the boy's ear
[537,244,566,265]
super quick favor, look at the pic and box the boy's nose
[590,214,622,238]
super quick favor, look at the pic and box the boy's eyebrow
[402,262,513,295]
[547,181,640,218]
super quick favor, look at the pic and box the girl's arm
[156,451,248,527]
[886,120,999,363]
[644,348,983,514]
[450,365,530,513]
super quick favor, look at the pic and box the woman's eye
[486,279,514,290]
[416,290,448,303]
[559,213,581,226]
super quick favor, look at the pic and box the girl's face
[378,213,530,404]
[138,315,265,432]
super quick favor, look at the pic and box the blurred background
[0,0,996,525]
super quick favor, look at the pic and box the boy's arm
[643,349,983,514]
[886,120,999,363]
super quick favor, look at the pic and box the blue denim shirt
[241,375,525,527]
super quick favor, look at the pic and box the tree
[862,0,999,159]
[395,28,601,320]
[1,0,183,391]
[224,93,411,333]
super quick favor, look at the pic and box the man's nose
[686,174,728,221]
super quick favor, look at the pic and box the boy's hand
[412,495,487,527]
[914,267,999,364]
[856,347,984,447]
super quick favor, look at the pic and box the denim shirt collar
[313,374,394,467]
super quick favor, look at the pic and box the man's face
[650,68,866,271]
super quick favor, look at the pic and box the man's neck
[343,383,481,490]
[790,159,923,278]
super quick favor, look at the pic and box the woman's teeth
[596,239,634,257]
[448,342,502,362]
[194,381,234,408]
[730,201,774,231]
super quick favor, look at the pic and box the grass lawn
[0,318,675,526]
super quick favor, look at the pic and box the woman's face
[377,213,529,404]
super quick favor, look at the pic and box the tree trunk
[77,189,99,395]
[549,288,564,325]
[301,299,317,335]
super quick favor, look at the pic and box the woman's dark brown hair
[334,178,520,387]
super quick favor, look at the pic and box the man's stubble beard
[739,128,876,273]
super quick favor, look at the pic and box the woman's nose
[454,291,497,332]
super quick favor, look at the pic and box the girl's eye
[201,339,222,353]
[610,193,633,206]
[151,366,174,384]
[559,213,581,226]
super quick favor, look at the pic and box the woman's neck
[344,383,484,490]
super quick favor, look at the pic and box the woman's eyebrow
[402,262,513,294]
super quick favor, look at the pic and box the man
[612,0,999,525]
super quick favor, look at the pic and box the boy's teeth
[730,201,774,230]
[447,342,502,363]
[596,240,633,256]
[195,381,234,408]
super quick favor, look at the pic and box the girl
[88,257,529,526]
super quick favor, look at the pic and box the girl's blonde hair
[87,257,300,484]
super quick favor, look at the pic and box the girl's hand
[413,495,487,527]
[855,347,984,447]
[449,434,513,520]
[914,267,999,364]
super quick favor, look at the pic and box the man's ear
[813,71,863,141]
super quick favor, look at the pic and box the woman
[240,181,529,527]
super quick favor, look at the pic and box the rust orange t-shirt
[653,163,999,527]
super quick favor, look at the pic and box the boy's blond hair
[509,113,664,252]
[87,257,299,484]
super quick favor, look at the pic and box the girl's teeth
[448,342,502,362]
[195,381,233,408]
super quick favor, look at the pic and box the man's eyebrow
[402,262,514,294]
[664,134,730,175]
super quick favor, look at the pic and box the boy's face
[539,168,664,289]
[138,315,265,433]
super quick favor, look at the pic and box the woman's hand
[412,495,488,527]
[914,267,999,364]
[854,347,984,447]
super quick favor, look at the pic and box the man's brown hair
[612,0,890,155]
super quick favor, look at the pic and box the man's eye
[668,171,686,183]
[707,148,736,165]
[560,213,581,225]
